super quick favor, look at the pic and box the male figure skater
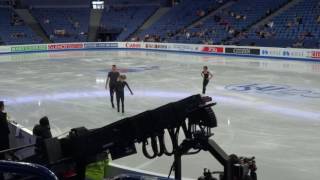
[115,75,133,113]
[106,65,120,108]
[201,66,213,94]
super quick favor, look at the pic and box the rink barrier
[0,42,319,61]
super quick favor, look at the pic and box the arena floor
[0,50,319,180]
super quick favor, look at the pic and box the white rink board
[0,42,319,60]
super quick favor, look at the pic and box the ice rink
[0,50,320,180]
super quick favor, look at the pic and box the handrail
[0,144,35,155]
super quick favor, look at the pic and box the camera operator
[33,116,52,139]
[198,168,218,180]
[0,101,10,180]
[32,116,52,162]
[248,158,257,180]
[229,154,257,180]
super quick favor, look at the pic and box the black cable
[157,134,165,157]
[181,121,192,139]
[150,136,159,156]
[142,124,184,160]
[162,129,176,156]
[166,127,181,179]
[167,160,175,179]
[142,138,157,159]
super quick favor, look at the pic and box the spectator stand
[137,0,229,43]
[234,0,320,48]
[30,7,90,43]
[171,0,290,45]
[98,4,158,42]
[0,6,43,45]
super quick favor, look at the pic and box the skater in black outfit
[115,75,133,113]
[106,65,120,108]
[201,66,213,94]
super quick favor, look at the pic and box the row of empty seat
[171,0,289,44]
[100,5,158,41]
[137,0,228,41]
[0,0,319,48]
[0,7,43,45]
[31,8,90,43]
[234,0,320,48]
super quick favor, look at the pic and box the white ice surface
[0,50,320,180]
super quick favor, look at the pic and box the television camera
[3,94,257,180]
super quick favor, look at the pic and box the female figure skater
[115,74,133,113]
[201,66,213,94]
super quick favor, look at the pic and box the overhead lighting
[92,0,104,9]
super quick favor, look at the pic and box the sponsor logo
[283,51,290,56]
[261,50,268,55]
[11,45,48,52]
[48,43,84,50]
[172,44,196,51]
[262,49,305,58]
[97,43,118,48]
[125,42,141,48]
[261,49,282,56]
[233,48,250,54]
[225,48,260,55]
[311,51,320,58]
[225,83,320,98]
[282,50,304,57]
[145,43,167,49]
[201,46,223,53]
[84,42,118,48]
[291,51,304,57]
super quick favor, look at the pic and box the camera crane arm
[37,94,251,180]
[60,94,215,158]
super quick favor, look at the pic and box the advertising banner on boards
[225,47,260,55]
[11,45,48,52]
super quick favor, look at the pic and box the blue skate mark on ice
[225,83,320,98]
[1,90,320,121]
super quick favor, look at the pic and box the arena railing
[0,42,319,61]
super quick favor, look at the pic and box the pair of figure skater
[106,65,213,113]
[106,65,133,113]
